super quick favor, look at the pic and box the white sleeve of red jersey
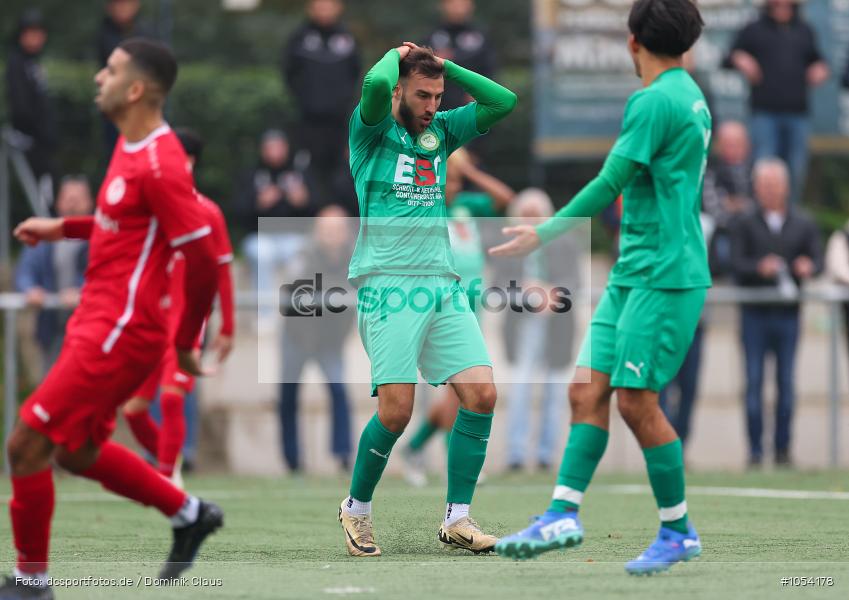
[141,152,210,247]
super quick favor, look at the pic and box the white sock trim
[170,495,200,528]
[444,502,470,526]
[344,496,372,516]
[13,567,48,588]
[659,500,688,522]
[552,485,584,506]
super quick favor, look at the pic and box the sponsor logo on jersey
[106,176,126,205]
[94,208,120,233]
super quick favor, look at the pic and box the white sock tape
[659,500,688,522]
[552,485,584,506]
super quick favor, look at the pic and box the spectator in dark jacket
[15,176,92,372]
[425,0,496,111]
[237,130,315,321]
[95,0,155,152]
[5,9,56,210]
[702,121,756,277]
[730,158,823,468]
[724,0,829,203]
[278,205,355,472]
[283,0,361,190]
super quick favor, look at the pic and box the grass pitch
[1,470,847,599]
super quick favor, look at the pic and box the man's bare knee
[616,389,652,427]
[462,383,496,414]
[55,440,99,474]
[377,384,415,433]
[6,422,54,476]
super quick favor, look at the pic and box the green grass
[1,471,848,599]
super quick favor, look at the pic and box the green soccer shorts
[576,284,707,391]
[356,274,492,396]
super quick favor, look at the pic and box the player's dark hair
[118,37,178,94]
[399,47,444,80]
[628,0,703,58]
[175,127,204,165]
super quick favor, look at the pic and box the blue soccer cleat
[495,510,583,560]
[625,523,701,576]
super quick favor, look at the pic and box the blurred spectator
[702,121,755,277]
[724,0,829,203]
[278,205,354,472]
[283,0,361,196]
[730,158,823,468]
[503,189,579,471]
[5,9,56,210]
[15,176,92,373]
[236,129,315,320]
[658,213,716,449]
[825,219,849,368]
[425,0,496,111]
[96,0,155,152]
[96,0,154,65]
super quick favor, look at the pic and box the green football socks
[643,439,689,534]
[349,413,401,503]
[446,408,493,504]
[549,423,609,513]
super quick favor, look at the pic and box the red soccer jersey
[67,125,212,360]
[165,194,233,344]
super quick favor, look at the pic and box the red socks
[10,469,54,574]
[157,391,186,477]
[124,410,160,456]
[79,442,185,516]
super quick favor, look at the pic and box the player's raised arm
[442,58,517,131]
[489,154,640,257]
[359,45,411,126]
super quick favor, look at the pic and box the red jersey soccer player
[5,40,222,598]
[123,128,235,485]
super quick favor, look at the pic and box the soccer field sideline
[1,473,848,599]
[2,482,848,504]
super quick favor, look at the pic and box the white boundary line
[1,483,848,504]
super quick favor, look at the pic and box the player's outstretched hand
[177,347,218,377]
[489,225,541,257]
[211,333,234,366]
[14,217,64,246]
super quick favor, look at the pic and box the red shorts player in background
[123,127,235,486]
[4,39,223,599]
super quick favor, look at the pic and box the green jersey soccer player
[338,43,516,557]
[491,0,710,575]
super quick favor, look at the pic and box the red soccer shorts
[132,345,196,401]
[20,338,161,452]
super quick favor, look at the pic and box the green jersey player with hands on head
[339,42,516,557]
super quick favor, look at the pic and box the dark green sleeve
[535,154,640,245]
[360,49,400,126]
[443,60,517,132]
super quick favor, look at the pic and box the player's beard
[398,95,428,135]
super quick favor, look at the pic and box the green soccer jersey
[608,67,712,289]
[347,102,482,283]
